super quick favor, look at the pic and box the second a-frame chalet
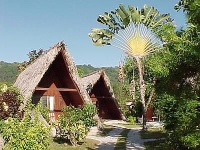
[81,70,126,120]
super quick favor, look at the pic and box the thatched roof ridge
[14,41,91,104]
[81,70,115,98]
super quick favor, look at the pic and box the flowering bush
[0,84,23,120]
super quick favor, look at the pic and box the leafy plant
[54,104,96,146]
[36,101,50,123]
[81,103,97,128]
[127,116,136,125]
[0,103,51,150]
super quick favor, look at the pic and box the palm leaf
[128,5,141,24]
[151,14,170,28]
[88,28,114,46]
[115,4,130,26]
[141,5,154,26]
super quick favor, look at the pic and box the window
[41,96,54,111]
[32,95,54,111]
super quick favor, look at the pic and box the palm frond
[115,4,130,26]
[89,4,172,53]
[88,28,114,46]
[128,5,141,24]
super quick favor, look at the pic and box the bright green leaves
[1,117,50,150]
[145,51,170,78]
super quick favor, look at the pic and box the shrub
[158,94,200,149]
[81,103,97,128]
[127,116,136,124]
[0,102,51,150]
[54,103,97,146]
[0,85,23,120]
[1,117,50,150]
[36,102,50,123]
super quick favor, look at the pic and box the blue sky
[0,0,186,67]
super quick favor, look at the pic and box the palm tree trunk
[130,68,136,103]
[135,57,147,130]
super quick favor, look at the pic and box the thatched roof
[81,70,125,120]
[81,70,115,97]
[14,41,91,104]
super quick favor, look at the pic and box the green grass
[114,129,130,150]
[140,128,167,139]
[97,124,114,137]
[49,137,99,150]
[117,123,142,129]
[140,128,169,150]
[144,139,171,150]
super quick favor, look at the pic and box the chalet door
[48,96,55,122]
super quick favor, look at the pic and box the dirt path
[0,136,3,150]
[126,128,145,150]
[86,120,146,150]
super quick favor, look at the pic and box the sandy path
[86,120,146,150]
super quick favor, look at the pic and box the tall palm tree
[89,4,172,130]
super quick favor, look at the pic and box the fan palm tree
[89,4,172,130]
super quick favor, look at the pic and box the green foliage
[61,104,96,128]
[0,61,19,84]
[103,66,119,83]
[127,116,136,125]
[0,117,50,150]
[54,104,96,146]
[0,84,23,120]
[0,103,51,150]
[36,102,50,123]
[112,82,132,117]
[77,65,119,84]
[157,95,200,149]
[81,103,97,128]
[77,68,84,77]
[134,101,143,118]
[175,0,200,27]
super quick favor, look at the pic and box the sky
[0,0,186,67]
